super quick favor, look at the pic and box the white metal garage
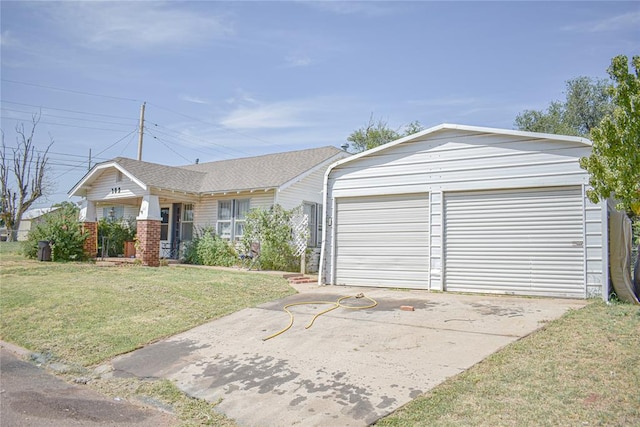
[335,193,429,288]
[444,187,585,298]
[320,124,608,299]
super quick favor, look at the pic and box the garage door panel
[444,187,585,298]
[339,270,429,287]
[338,222,428,233]
[337,209,427,221]
[337,246,426,256]
[335,194,429,289]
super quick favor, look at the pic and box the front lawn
[2,242,639,426]
[1,243,295,425]
[0,246,295,366]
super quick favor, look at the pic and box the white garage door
[444,187,585,298]
[335,193,429,288]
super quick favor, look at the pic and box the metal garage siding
[444,187,585,298]
[335,194,429,288]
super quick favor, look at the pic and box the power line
[2,116,134,133]
[51,128,138,180]
[118,130,138,157]
[144,123,241,159]
[146,102,290,151]
[94,128,138,157]
[2,107,137,128]
[1,100,138,121]
[3,79,292,160]
[1,79,141,103]
[145,128,193,163]
[2,146,110,162]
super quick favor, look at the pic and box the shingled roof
[181,146,344,193]
[70,146,345,196]
[112,157,207,193]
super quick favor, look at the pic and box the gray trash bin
[37,240,51,261]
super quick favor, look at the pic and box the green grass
[3,243,640,426]
[1,245,296,425]
[376,301,640,427]
[1,251,295,366]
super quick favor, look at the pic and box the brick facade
[136,219,161,267]
[82,222,98,258]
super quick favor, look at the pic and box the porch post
[78,200,98,258]
[136,195,161,267]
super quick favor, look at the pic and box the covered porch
[78,193,197,267]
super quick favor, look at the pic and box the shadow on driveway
[110,286,586,427]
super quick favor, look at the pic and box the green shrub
[242,205,301,272]
[181,238,200,264]
[196,229,237,267]
[181,227,237,266]
[23,204,88,261]
[97,217,136,257]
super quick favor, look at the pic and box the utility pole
[88,148,92,170]
[137,102,146,161]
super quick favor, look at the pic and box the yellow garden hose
[263,293,377,341]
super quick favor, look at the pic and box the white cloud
[220,101,310,129]
[284,54,313,68]
[304,1,397,17]
[180,95,210,105]
[225,89,261,106]
[407,97,479,108]
[0,30,19,48]
[44,2,234,50]
[562,11,640,33]
[219,95,358,130]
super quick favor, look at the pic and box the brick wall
[82,222,98,258]
[136,219,160,267]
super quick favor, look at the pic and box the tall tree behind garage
[1,113,53,241]
[580,55,640,292]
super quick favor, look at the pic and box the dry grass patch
[377,301,640,427]
[87,377,235,426]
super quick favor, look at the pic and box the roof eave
[205,187,277,196]
[68,161,148,198]
[326,123,593,172]
[278,151,351,192]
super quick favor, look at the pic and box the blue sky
[1,1,638,207]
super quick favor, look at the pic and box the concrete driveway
[110,285,586,426]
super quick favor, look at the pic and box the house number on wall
[111,187,121,194]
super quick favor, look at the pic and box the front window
[181,204,194,241]
[103,205,124,222]
[303,202,323,247]
[160,207,169,241]
[218,199,250,241]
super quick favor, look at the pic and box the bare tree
[1,114,53,241]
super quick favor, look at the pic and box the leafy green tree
[346,115,424,153]
[515,77,612,137]
[579,55,640,288]
[23,203,87,261]
[580,55,639,215]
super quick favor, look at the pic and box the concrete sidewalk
[110,286,586,426]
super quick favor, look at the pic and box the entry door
[444,186,585,298]
[170,203,181,259]
[159,207,170,258]
[334,193,430,289]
